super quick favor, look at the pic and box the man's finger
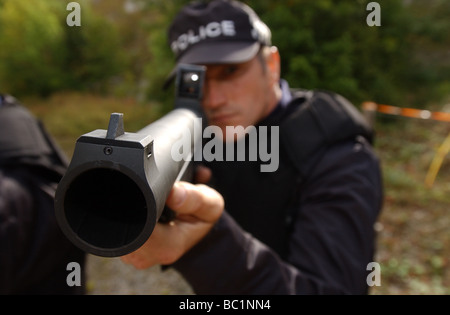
[166,182,224,222]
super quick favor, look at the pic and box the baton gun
[54,64,206,257]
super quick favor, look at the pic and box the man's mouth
[208,113,237,125]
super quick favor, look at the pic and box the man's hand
[121,181,224,269]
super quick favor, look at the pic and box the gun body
[55,65,205,257]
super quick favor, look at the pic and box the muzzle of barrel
[55,162,158,257]
[55,108,200,257]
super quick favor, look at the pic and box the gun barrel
[55,108,201,257]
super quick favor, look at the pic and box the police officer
[0,95,86,294]
[122,0,383,294]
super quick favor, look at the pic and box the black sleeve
[0,171,86,294]
[0,173,34,293]
[173,138,382,294]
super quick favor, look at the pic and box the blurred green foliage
[0,0,124,96]
[247,0,416,104]
[0,0,66,96]
[0,0,449,107]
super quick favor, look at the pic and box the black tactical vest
[204,89,373,259]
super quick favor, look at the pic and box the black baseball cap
[168,0,272,66]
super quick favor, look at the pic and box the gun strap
[280,89,373,179]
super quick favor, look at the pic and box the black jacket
[173,84,383,294]
[0,96,86,294]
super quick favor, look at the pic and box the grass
[370,116,450,295]
[23,92,450,295]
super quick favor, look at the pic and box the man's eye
[206,64,246,81]
[222,65,239,77]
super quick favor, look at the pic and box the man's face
[201,51,278,141]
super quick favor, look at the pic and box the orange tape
[362,102,450,122]
[362,102,450,187]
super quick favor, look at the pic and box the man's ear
[266,46,281,83]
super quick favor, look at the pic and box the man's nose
[202,79,226,110]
